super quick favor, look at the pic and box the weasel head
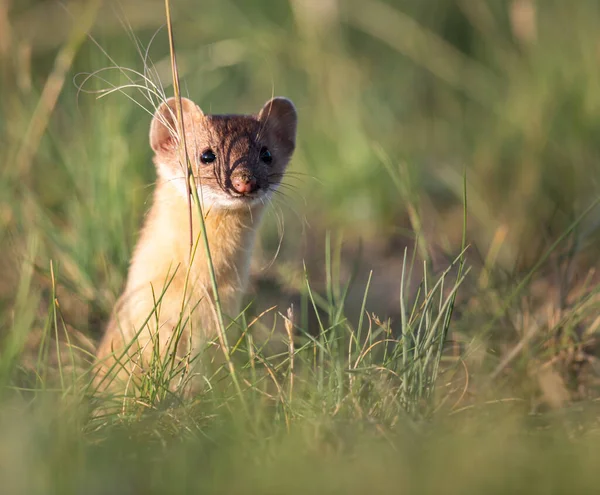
[149,96,297,210]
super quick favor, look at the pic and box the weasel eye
[200,149,216,164]
[260,146,273,165]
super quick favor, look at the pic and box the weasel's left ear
[258,97,297,155]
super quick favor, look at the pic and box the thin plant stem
[163,0,247,413]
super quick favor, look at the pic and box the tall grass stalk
[163,0,246,413]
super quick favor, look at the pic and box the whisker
[271,185,305,204]
[270,189,294,202]
[269,172,320,187]
[270,171,319,180]
[274,182,302,193]
[259,196,285,272]
[270,189,309,225]
[165,176,220,183]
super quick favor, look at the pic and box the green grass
[3,0,600,492]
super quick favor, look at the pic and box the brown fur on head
[149,96,297,209]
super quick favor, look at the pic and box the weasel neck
[125,179,265,296]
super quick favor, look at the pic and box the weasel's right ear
[258,97,297,155]
[150,97,204,154]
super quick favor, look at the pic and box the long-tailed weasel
[94,96,297,396]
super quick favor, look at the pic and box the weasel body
[95,96,297,394]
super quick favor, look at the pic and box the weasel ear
[150,97,204,154]
[258,97,297,154]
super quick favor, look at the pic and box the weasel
[94,96,297,397]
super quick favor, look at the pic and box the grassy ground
[3,0,600,492]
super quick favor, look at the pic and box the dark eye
[260,146,273,165]
[200,149,216,164]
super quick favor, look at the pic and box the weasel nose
[232,174,258,194]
